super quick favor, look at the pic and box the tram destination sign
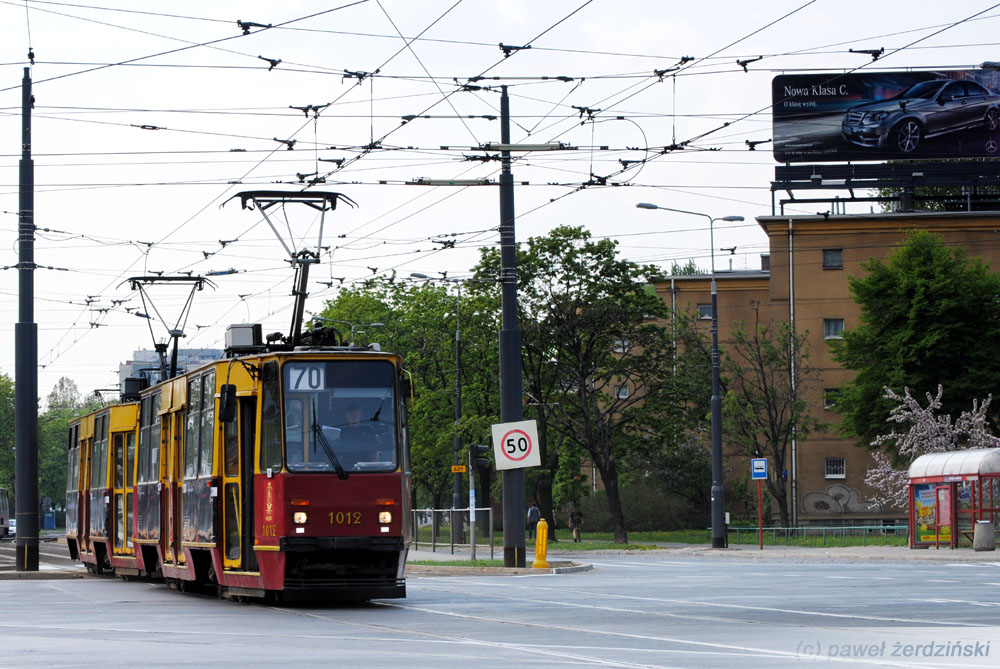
[772,69,1000,163]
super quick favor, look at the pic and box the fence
[721,524,909,546]
[412,507,495,559]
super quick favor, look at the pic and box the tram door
[80,418,93,554]
[111,431,136,556]
[223,398,257,571]
[164,412,185,565]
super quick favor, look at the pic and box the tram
[66,322,412,601]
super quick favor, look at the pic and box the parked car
[842,79,1000,153]
[7,518,15,538]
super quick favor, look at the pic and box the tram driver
[338,401,392,468]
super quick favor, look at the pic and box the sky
[2,0,1000,402]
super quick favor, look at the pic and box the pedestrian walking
[569,511,582,542]
[527,503,541,539]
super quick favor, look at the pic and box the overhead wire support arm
[237,20,272,35]
[344,69,379,84]
[499,43,532,58]
[258,55,281,71]
[849,47,884,61]
[290,103,330,118]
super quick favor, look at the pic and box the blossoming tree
[865,386,1000,510]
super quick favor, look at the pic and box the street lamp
[636,202,745,549]
[410,273,467,519]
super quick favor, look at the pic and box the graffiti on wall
[801,484,881,514]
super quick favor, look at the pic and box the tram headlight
[378,511,392,524]
[293,511,308,524]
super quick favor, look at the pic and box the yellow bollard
[532,518,550,568]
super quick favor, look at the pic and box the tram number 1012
[330,511,362,525]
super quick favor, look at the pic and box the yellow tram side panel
[80,412,95,442]
[223,357,258,397]
[108,403,139,432]
[215,358,259,571]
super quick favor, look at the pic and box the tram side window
[66,424,79,492]
[185,377,202,478]
[150,392,161,480]
[91,414,109,489]
[138,398,149,483]
[137,392,161,483]
[126,433,135,487]
[200,370,215,477]
[260,362,282,472]
[185,371,218,478]
[114,433,124,489]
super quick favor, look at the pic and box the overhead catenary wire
[7,1,1000,396]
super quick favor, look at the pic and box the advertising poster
[914,483,939,543]
[772,70,1000,163]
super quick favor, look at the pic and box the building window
[822,248,844,269]
[825,457,846,479]
[823,318,844,339]
[697,303,712,320]
[613,338,629,354]
[614,384,629,399]
[823,388,839,410]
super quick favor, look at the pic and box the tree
[864,386,1000,509]
[320,276,500,518]
[670,259,705,276]
[0,372,14,491]
[478,226,677,544]
[832,230,1000,445]
[721,305,825,527]
[38,378,96,510]
[877,159,1000,213]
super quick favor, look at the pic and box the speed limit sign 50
[491,420,541,471]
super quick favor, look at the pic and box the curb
[0,569,87,581]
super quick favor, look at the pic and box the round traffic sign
[500,428,532,462]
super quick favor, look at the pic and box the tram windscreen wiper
[311,417,348,480]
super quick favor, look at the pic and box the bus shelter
[908,449,1000,549]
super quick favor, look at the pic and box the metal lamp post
[636,202,744,549]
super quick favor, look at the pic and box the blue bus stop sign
[751,458,767,480]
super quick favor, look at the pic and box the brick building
[660,210,1000,525]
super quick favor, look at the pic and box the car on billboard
[841,79,1000,153]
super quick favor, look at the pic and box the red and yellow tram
[66,333,412,601]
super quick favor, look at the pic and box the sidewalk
[406,541,1000,569]
[654,541,1000,562]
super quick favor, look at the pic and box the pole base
[15,541,39,571]
[503,546,525,568]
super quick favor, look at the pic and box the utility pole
[452,281,463,543]
[498,86,526,568]
[15,67,39,571]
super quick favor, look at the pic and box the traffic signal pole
[15,67,39,572]
[498,86,526,568]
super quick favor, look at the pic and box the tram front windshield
[283,360,397,473]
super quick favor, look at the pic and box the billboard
[772,70,1000,163]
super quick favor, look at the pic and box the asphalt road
[3,547,1000,668]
